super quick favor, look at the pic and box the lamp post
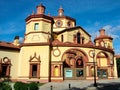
[92,50,97,87]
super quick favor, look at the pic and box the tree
[116,58,120,77]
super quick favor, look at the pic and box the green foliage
[0,82,12,90]
[14,82,28,90]
[28,82,39,90]
[116,58,120,77]
[14,82,39,90]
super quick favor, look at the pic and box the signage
[65,70,73,77]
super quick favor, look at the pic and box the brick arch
[61,48,89,66]
[96,51,110,65]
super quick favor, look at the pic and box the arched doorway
[96,52,110,79]
[62,49,88,80]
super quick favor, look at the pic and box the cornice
[25,31,51,36]
[53,26,91,37]
[52,16,76,22]
[25,14,54,23]
[94,35,113,41]
[20,42,50,47]
[0,41,20,50]
[20,39,114,53]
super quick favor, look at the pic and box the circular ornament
[3,57,9,63]
[53,48,61,57]
[55,20,63,27]
[89,50,95,58]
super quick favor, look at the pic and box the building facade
[0,3,118,82]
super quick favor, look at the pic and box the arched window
[76,58,83,68]
[54,66,59,76]
[61,35,64,42]
[82,37,85,44]
[0,57,11,77]
[77,32,81,44]
[34,23,39,30]
[29,53,40,78]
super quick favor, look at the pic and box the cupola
[58,6,64,16]
[94,29,113,49]
[36,3,46,14]
[99,29,105,36]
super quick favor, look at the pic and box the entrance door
[64,58,84,80]
[62,49,87,80]
[76,68,84,78]
[97,69,108,78]
[64,68,84,80]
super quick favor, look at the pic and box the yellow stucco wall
[53,18,75,32]
[18,46,50,79]
[0,49,19,79]
[52,46,114,65]
[26,18,52,34]
[95,38,113,49]
[57,28,90,43]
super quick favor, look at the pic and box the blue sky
[0,0,120,54]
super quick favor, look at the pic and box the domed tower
[18,3,54,82]
[53,6,76,32]
[24,3,54,43]
[94,29,113,49]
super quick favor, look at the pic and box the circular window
[67,21,73,27]
[55,20,63,27]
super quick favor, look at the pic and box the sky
[0,0,120,54]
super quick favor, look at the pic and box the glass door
[97,69,107,78]
[76,68,84,78]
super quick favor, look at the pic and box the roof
[53,16,76,22]
[115,55,120,59]
[0,41,20,50]
[53,26,91,37]
[25,14,54,23]
[52,39,114,53]
[94,35,113,41]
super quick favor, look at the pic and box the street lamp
[92,50,97,87]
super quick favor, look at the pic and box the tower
[24,3,54,43]
[53,6,76,32]
[18,3,54,82]
[94,29,113,49]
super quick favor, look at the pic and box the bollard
[69,83,71,90]
[50,85,53,90]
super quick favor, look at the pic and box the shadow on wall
[68,82,120,90]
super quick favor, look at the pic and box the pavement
[39,78,120,90]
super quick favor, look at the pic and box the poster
[65,70,73,77]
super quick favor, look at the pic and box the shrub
[0,82,12,90]
[14,82,28,90]
[28,82,38,90]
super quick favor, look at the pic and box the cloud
[115,46,120,54]
[0,21,24,35]
[19,37,24,43]
[87,24,120,55]
[102,25,120,39]
[94,22,100,27]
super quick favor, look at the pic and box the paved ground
[39,78,120,90]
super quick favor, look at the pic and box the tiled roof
[53,26,91,37]
[115,55,120,59]
[94,35,113,40]
[0,41,20,49]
